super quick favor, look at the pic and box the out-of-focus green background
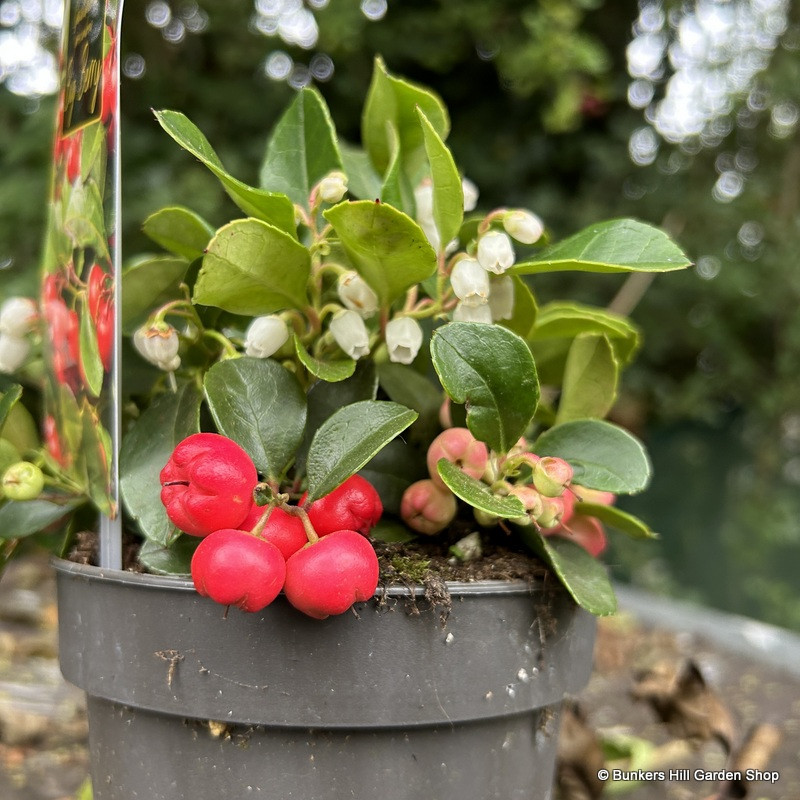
[2,0,799,628]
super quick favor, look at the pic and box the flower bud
[337,271,379,317]
[385,316,423,365]
[133,323,181,371]
[532,456,573,498]
[453,301,492,324]
[317,171,348,204]
[535,495,566,530]
[427,427,489,489]
[2,461,45,501]
[244,315,289,358]
[477,231,515,274]
[488,275,515,321]
[503,209,544,245]
[329,309,370,359]
[0,334,31,374]
[0,297,37,337]
[507,484,544,526]
[450,257,490,306]
[462,177,479,212]
[400,479,457,535]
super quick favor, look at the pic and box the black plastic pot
[54,559,595,799]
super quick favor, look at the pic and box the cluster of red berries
[160,433,383,619]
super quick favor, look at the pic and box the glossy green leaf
[500,276,539,339]
[295,362,378,475]
[324,200,437,303]
[418,108,463,246]
[154,110,296,235]
[533,419,651,494]
[340,143,382,200]
[530,301,640,364]
[0,385,22,431]
[119,383,202,547]
[138,536,198,576]
[260,87,343,208]
[430,322,539,453]
[360,439,422,516]
[204,358,306,480]
[556,334,618,424]
[362,57,449,175]
[78,306,103,398]
[194,219,311,314]
[574,502,658,540]
[380,125,413,214]
[305,400,417,502]
[370,519,416,544]
[513,219,691,275]
[121,256,189,334]
[521,529,617,616]
[0,499,79,539]
[293,335,355,382]
[377,362,441,419]
[437,459,525,519]
[142,206,215,260]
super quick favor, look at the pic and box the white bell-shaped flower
[244,315,289,358]
[330,310,370,359]
[133,323,181,372]
[453,301,492,324]
[488,275,515,321]
[450,258,490,307]
[337,271,379,317]
[477,231,515,274]
[0,334,31,374]
[462,177,479,212]
[0,297,37,337]
[503,209,544,245]
[317,171,348,204]
[385,316,423,365]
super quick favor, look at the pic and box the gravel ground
[0,554,797,800]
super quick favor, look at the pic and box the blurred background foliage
[1,0,799,629]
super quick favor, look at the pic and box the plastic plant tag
[39,0,123,568]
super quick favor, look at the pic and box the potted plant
[18,56,690,798]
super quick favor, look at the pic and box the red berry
[241,505,308,561]
[191,528,286,613]
[160,433,257,537]
[284,530,379,619]
[304,475,382,537]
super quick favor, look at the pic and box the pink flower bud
[507,484,544,526]
[532,456,573,497]
[535,495,566,530]
[426,427,489,489]
[400,479,457,535]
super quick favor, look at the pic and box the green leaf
[142,206,215,260]
[533,419,651,494]
[138,536,198,576]
[521,529,617,616]
[437,459,525,519]
[121,256,189,334]
[79,408,112,515]
[323,200,437,303]
[417,108,463,246]
[359,439,421,516]
[430,322,539,453]
[295,362,378,475]
[0,385,22,431]
[294,335,355,382]
[513,219,692,275]
[78,306,103,398]
[340,143,382,201]
[500,276,539,339]
[154,110,296,235]
[574,502,658,540]
[380,125,413,214]
[370,519,416,544]
[362,57,449,176]
[0,439,21,475]
[377,362,441,444]
[194,218,311,314]
[530,301,640,364]
[64,181,110,260]
[204,358,306,480]
[305,400,417,502]
[260,87,343,208]
[556,334,618,424]
[119,383,202,547]
[0,499,79,539]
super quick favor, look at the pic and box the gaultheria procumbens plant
[118,57,691,617]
